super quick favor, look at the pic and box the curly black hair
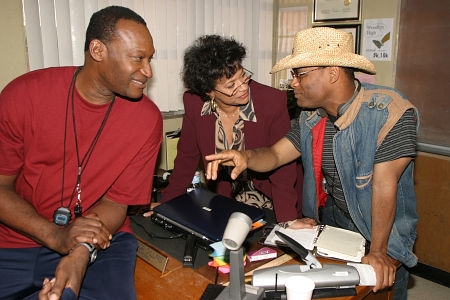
[84,6,146,51]
[182,35,246,101]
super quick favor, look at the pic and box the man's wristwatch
[70,242,98,264]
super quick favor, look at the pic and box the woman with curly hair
[156,35,302,225]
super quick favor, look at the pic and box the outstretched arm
[362,156,412,292]
[205,137,300,180]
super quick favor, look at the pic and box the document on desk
[348,263,377,286]
[264,224,316,250]
[264,224,366,262]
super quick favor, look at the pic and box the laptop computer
[152,189,265,243]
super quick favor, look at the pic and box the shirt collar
[337,79,361,117]
[201,89,257,122]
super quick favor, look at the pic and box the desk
[135,256,209,299]
[134,245,396,300]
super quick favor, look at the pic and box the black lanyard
[55,67,116,225]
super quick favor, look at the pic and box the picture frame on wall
[314,0,361,22]
[313,24,361,54]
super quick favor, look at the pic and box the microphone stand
[215,247,264,300]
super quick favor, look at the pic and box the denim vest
[299,83,419,267]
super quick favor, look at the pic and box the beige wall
[273,0,401,87]
[0,0,28,91]
[361,0,401,86]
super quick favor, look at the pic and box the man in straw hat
[205,27,418,299]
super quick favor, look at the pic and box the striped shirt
[200,92,273,209]
[286,109,417,216]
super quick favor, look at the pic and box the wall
[361,0,401,87]
[272,0,401,87]
[0,0,28,91]
[395,0,450,149]
[395,0,450,273]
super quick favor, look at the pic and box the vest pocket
[355,173,372,189]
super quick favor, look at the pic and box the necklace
[54,67,116,226]
[217,107,239,118]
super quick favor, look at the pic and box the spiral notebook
[264,224,366,262]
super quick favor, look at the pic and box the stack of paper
[264,224,317,250]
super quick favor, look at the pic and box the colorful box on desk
[247,247,277,262]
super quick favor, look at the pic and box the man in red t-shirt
[0,6,162,300]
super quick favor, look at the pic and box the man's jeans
[0,232,137,300]
[320,200,408,300]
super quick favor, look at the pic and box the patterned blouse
[200,92,273,209]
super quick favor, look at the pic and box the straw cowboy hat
[271,27,376,74]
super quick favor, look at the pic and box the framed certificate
[314,0,361,22]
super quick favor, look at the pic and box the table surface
[134,240,395,300]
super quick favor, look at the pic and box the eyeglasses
[290,67,324,81]
[214,68,253,97]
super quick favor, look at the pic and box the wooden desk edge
[135,245,399,300]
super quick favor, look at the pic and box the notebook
[264,224,366,262]
[152,189,265,243]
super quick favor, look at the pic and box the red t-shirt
[0,67,162,248]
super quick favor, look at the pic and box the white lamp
[216,212,265,300]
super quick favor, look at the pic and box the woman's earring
[210,97,217,112]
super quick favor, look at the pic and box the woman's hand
[142,202,161,217]
[38,278,55,300]
[285,218,317,229]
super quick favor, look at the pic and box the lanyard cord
[60,67,81,208]
[60,67,116,211]
[69,80,116,208]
